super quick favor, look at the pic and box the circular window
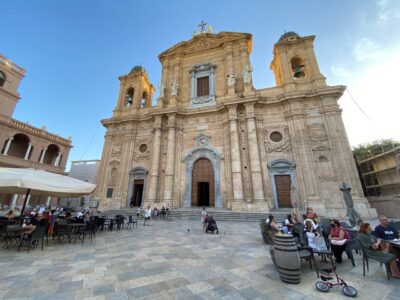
[139,144,148,153]
[270,131,283,143]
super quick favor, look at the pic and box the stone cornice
[159,31,252,61]
[7,119,72,147]
[258,85,346,105]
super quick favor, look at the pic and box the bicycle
[315,259,357,297]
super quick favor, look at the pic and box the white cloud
[353,38,380,62]
[330,65,352,79]
[377,0,400,27]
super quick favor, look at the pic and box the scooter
[315,259,358,297]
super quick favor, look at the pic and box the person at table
[328,219,350,263]
[375,215,399,241]
[359,223,400,278]
[282,214,295,234]
[6,210,14,220]
[303,207,320,224]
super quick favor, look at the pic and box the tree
[352,139,400,161]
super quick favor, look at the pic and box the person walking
[201,206,207,232]
[143,206,151,226]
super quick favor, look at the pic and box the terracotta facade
[95,30,377,218]
[0,53,72,208]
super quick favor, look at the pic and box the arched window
[126,88,134,107]
[8,134,30,159]
[0,71,5,87]
[141,91,147,108]
[43,144,59,165]
[290,57,305,79]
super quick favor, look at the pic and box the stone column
[54,152,61,166]
[39,147,47,163]
[147,115,162,203]
[245,103,265,203]
[11,194,18,209]
[24,143,33,160]
[3,137,13,155]
[46,196,51,207]
[163,114,176,204]
[228,106,244,204]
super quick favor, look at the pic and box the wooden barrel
[273,234,301,284]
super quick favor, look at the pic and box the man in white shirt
[144,206,151,226]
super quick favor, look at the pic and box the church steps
[100,208,293,223]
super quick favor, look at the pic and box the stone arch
[182,145,223,208]
[8,133,30,159]
[0,71,5,87]
[290,56,305,79]
[126,88,134,106]
[127,167,148,208]
[268,159,297,209]
[43,144,59,165]
[191,158,215,206]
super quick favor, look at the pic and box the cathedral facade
[95,29,376,218]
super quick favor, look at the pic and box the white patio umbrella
[0,168,96,222]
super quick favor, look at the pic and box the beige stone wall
[95,31,377,219]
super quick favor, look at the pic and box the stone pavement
[0,219,399,300]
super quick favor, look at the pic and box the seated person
[375,215,399,241]
[153,207,158,219]
[160,206,166,217]
[304,207,319,224]
[6,210,14,220]
[375,215,400,257]
[265,214,279,243]
[359,223,400,278]
[304,220,320,247]
[328,219,350,263]
[282,214,294,234]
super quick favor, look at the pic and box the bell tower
[0,54,25,122]
[114,65,155,114]
[270,31,326,90]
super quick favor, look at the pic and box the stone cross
[198,21,207,32]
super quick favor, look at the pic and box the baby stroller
[205,216,219,234]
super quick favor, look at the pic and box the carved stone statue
[170,80,179,96]
[226,71,236,87]
[158,82,165,98]
[243,65,253,84]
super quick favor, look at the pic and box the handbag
[331,239,347,246]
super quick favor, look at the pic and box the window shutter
[197,76,209,97]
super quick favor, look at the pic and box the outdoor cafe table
[57,223,86,243]
[383,239,400,249]
[3,225,25,249]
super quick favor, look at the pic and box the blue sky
[1,0,400,170]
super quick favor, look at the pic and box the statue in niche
[170,80,179,96]
[226,71,236,87]
[108,167,117,187]
[243,65,253,84]
[158,82,166,98]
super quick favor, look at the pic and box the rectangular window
[106,188,113,198]
[197,76,209,97]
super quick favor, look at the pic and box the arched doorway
[191,158,215,207]
[127,167,147,208]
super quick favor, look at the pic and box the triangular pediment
[159,32,252,60]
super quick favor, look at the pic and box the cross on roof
[198,21,207,32]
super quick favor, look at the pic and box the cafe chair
[18,225,47,252]
[358,239,391,280]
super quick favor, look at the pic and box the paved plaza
[0,219,399,300]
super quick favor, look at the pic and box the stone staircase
[101,207,294,223]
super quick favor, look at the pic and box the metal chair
[18,225,47,252]
[358,239,391,280]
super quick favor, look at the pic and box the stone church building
[95,29,376,218]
